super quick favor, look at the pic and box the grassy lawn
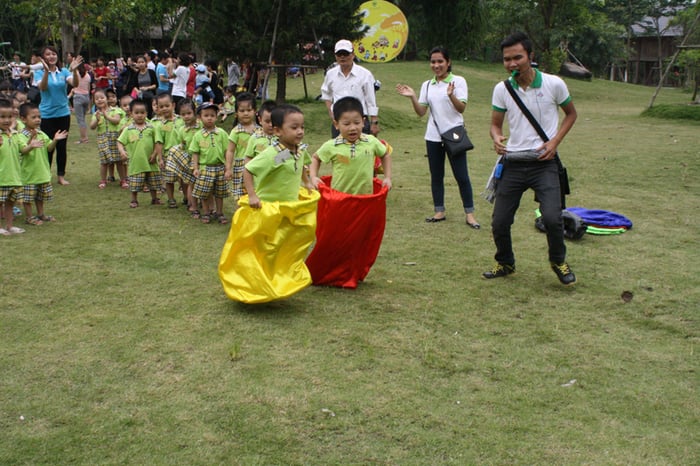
[1,61,698,465]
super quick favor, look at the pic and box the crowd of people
[0,32,578,287]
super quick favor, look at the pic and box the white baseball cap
[334,40,354,54]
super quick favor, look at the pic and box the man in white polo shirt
[485,31,578,286]
[321,39,379,137]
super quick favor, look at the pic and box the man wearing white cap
[321,39,379,137]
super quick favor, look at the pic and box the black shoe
[483,263,515,279]
[551,262,576,286]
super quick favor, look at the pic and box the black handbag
[439,124,474,156]
[425,82,474,156]
[503,79,570,208]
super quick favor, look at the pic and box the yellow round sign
[354,0,409,63]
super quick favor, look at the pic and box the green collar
[508,69,542,89]
[430,72,455,85]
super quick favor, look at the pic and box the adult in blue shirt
[36,46,83,185]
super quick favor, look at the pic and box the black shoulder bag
[425,82,474,156]
[503,79,570,208]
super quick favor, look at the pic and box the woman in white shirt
[396,46,479,228]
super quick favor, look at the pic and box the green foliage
[191,0,363,65]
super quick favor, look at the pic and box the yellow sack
[218,188,320,304]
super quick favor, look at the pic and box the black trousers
[491,159,566,265]
[41,115,71,177]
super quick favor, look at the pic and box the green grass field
[1,61,698,465]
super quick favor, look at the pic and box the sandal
[98,180,107,189]
[168,199,178,209]
[218,215,229,225]
[120,180,129,189]
[190,210,200,219]
[129,200,139,208]
[151,198,163,205]
[200,214,211,224]
[37,214,55,222]
[25,216,43,226]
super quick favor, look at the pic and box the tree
[189,0,364,101]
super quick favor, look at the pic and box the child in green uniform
[91,89,127,189]
[152,93,184,208]
[105,88,124,184]
[242,100,277,163]
[0,99,25,235]
[166,99,201,214]
[117,99,163,208]
[224,92,259,200]
[243,104,313,208]
[17,102,67,225]
[310,96,392,195]
[190,102,231,224]
[219,86,236,122]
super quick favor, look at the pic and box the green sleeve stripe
[560,96,572,107]
[492,105,506,112]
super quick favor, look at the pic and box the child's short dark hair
[130,98,147,112]
[105,88,117,98]
[0,80,14,93]
[234,92,256,111]
[176,98,195,114]
[0,98,13,110]
[270,104,303,128]
[19,102,39,118]
[93,88,107,98]
[258,100,277,116]
[332,96,363,121]
[156,93,173,104]
[223,85,235,94]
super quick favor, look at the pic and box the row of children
[93,87,392,225]
[0,98,62,235]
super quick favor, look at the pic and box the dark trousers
[491,159,565,265]
[41,115,71,177]
[426,140,475,213]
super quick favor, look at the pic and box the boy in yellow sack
[218,104,318,303]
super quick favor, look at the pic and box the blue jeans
[426,140,474,213]
[491,159,565,265]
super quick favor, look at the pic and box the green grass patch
[1,62,698,465]
[642,103,700,122]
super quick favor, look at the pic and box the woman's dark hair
[40,45,62,69]
[204,58,218,70]
[500,31,533,55]
[429,46,452,73]
[177,53,191,67]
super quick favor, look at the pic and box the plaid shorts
[162,146,183,184]
[0,186,22,203]
[129,172,163,193]
[97,131,121,165]
[231,157,245,197]
[166,146,196,185]
[23,182,53,203]
[192,164,230,200]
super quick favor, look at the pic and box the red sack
[306,176,388,289]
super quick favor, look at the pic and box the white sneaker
[0,228,10,236]
[8,226,25,234]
